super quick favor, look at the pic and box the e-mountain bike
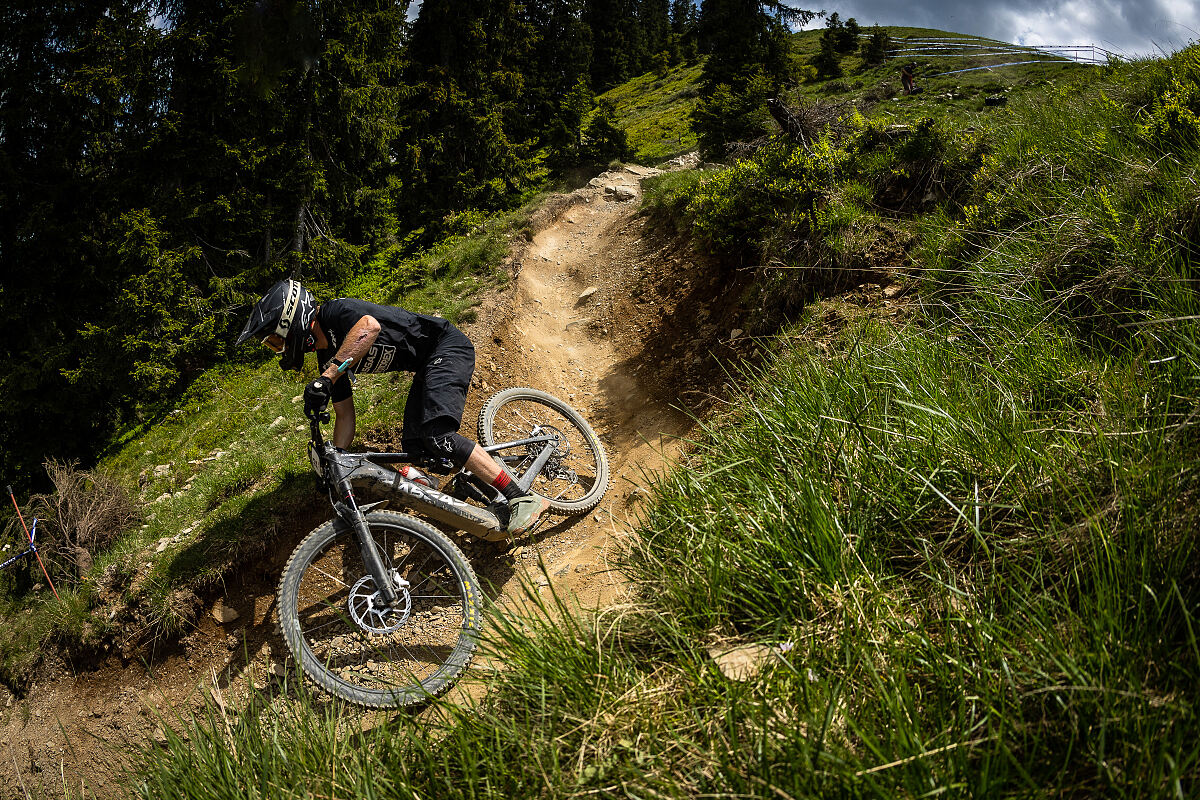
[277,387,609,707]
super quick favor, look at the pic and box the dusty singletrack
[0,163,724,798]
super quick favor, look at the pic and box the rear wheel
[277,510,481,708]
[478,388,610,514]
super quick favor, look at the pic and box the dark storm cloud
[797,0,1199,56]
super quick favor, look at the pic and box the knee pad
[423,431,475,467]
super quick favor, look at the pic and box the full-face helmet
[235,279,317,371]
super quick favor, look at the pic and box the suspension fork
[330,476,401,608]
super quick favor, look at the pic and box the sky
[795,1,1200,58]
[400,2,1198,60]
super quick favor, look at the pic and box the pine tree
[638,0,671,72]
[669,0,700,63]
[521,0,594,166]
[404,0,544,221]
[811,31,843,79]
[860,26,892,67]
[0,1,170,481]
[586,0,638,89]
[670,0,695,33]
[842,17,862,52]
[692,0,816,156]
[581,99,631,163]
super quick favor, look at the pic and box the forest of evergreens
[1,0,797,485]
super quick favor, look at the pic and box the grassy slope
[601,27,1093,165]
[137,39,1200,800]
[598,60,705,163]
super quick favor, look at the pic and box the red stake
[7,486,60,601]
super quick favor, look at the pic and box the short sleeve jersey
[316,298,454,403]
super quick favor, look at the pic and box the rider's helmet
[235,279,317,371]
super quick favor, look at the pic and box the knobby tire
[277,510,482,708]
[477,387,610,514]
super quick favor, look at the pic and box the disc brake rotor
[348,573,411,634]
[530,424,568,458]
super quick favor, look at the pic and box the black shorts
[401,327,476,441]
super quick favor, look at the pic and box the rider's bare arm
[321,315,381,383]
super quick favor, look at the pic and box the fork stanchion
[7,485,60,601]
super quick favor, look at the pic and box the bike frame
[0,518,38,572]
[306,413,557,607]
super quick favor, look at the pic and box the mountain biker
[235,279,548,536]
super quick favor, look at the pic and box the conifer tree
[638,0,671,70]
[692,0,815,156]
[669,0,700,63]
[521,0,594,166]
[670,0,695,33]
[860,26,892,67]
[404,0,543,221]
[0,1,169,480]
[586,0,639,89]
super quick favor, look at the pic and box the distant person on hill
[900,63,916,95]
[235,279,548,536]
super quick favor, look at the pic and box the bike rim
[291,521,475,700]
[487,396,604,505]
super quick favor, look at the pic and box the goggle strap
[274,280,301,339]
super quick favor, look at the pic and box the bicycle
[277,387,610,707]
[0,512,38,573]
[3,485,60,599]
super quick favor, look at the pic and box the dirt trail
[465,163,694,610]
[0,165,705,798]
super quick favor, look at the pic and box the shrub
[32,460,139,579]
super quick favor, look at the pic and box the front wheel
[277,510,482,708]
[478,387,610,514]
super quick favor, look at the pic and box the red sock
[490,470,522,500]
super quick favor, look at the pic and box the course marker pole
[7,485,60,600]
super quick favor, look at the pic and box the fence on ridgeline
[886,37,1115,76]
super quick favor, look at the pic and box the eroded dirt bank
[1,164,746,798]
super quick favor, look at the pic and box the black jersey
[316,298,456,402]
